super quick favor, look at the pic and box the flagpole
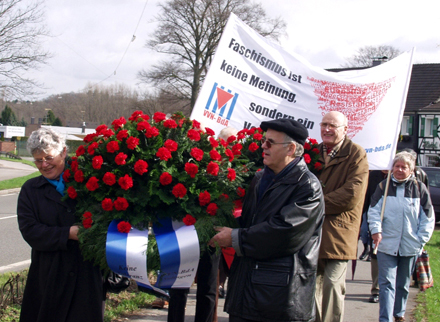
[373,169,391,255]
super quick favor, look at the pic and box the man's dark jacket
[17,176,103,322]
[225,158,325,322]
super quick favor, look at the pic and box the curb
[0,188,21,195]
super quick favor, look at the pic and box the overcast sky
[27,0,440,100]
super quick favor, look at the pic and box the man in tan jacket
[315,111,369,322]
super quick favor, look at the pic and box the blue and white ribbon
[106,217,200,295]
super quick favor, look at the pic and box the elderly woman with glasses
[368,151,435,322]
[17,128,104,322]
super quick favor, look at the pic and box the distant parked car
[421,167,440,223]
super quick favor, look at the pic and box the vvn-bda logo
[203,82,239,126]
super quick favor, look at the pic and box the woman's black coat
[17,175,103,322]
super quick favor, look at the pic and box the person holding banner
[17,128,104,322]
[315,111,369,322]
[209,118,325,322]
[368,151,435,322]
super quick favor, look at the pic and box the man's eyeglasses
[33,155,57,165]
[319,122,346,130]
[260,138,293,148]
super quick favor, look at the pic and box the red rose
[76,145,85,156]
[209,149,222,161]
[206,203,218,216]
[220,193,229,200]
[62,169,71,183]
[314,162,323,171]
[164,119,177,128]
[106,141,120,153]
[237,187,246,198]
[86,177,99,191]
[83,133,98,143]
[87,142,99,155]
[225,149,234,161]
[112,117,126,130]
[219,138,228,147]
[95,124,108,135]
[232,143,242,155]
[156,147,172,161]
[183,214,196,226]
[134,160,148,175]
[192,120,201,129]
[74,170,84,183]
[153,112,166,123]
[115,152,128,165]
[116,130,129,141]
[82,217,93,229]
[248,142,259,152]
[102,198,113,211]
[83,211,93,218]
[199,190,211,206]
[145,126,159,138]
[304,142,311,150]
[129,110,144,121]
[253,133,263,141]
[207,162,219,176]
[118,174,133,190]
[172,183,187,198]
[126,136,140,150]
[159,172,173,185]
[70,160,78,172]
[309,138,318,145]
[237,132,246,140]
[227,135,236,144]
[114,197,129,211]
[137,121,150,131]
[101,129,114,138]
[185,163,199,178]
[227,168,236,181]
[117,221,132,233]
[209,137,219,148]
[313,148,320,154]
[67,186,77,199]
[190,147,204,161]
[187,129,201,141]
[103,172,116,186]
[164,139,178,152]
[205,127,215,136]
[92,155,103,169]
[303,154,311,164]
[249,128,256,134]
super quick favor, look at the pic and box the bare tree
[138,0,286,110]
[0,0,51,99]
[342,45,402,68]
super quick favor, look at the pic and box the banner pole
[373,169,391,255]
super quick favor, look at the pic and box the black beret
[260,119,308,145]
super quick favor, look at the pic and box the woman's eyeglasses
[33,155,57,165]
[260,138,293,148]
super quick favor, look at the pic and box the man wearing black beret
[210,118,325,322]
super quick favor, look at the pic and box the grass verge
[413,229,440,322]
[0,270,157,322]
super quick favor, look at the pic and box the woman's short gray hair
[283,133,304,157]
[27,128,67,156]
[393,151,415,172]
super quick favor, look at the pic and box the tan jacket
[317,137,369,260]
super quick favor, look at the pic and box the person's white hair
[218,127,238,140]
[393,151,416,172]
[283,133,304,157]
[27,128,67,156]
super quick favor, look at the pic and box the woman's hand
[371,232,382,250]
[69,225,79,240]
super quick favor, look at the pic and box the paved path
[122,245,418,322]
[0,159,36,180]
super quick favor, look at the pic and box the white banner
[191,13,414,170]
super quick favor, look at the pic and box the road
[0,192,31,273]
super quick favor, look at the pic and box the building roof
[405,64,440,113]
[327,63,440,114]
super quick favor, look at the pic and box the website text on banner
[190,13,414,170]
